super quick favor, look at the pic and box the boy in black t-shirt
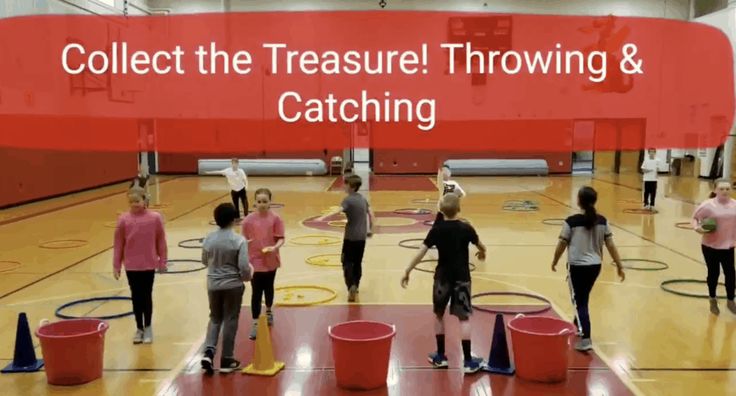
[401,193,487,374]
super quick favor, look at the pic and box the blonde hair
[439,193,460,218]
[127,189,146,202]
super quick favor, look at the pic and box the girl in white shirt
[640,149,660,211]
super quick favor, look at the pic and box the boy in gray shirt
[200,203,253,375]
[321,175,375,302]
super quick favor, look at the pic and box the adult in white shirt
[208,158,249,218]
[640,149,660,211]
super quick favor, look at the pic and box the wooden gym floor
[0,173,733,396]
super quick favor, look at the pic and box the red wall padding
[0,115,140,207]
[0,148,136,207]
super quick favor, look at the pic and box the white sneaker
[143,326,153,344]
[133,329,144,344]
[574,338,593,352]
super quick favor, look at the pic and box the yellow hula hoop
[290,235,341,246]
[306,254,342,267]
[0,261,21,273]
[39,239,88,249]
[327,220,347,228]
[275,285,337,306]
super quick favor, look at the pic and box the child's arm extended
[604,237,625,281]
[401,245,430,288]
[205,168,226,175]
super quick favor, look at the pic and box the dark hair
[213,203,238,228]
[345,175,362,192]
[578,186,598,230]
[709,178,731,199]
[254,188,272,200]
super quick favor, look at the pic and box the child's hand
[262,246,275,254]
[551,262,557,272]
[475,250,486,261]
[367,229,373,238]
[617,267,626,282]
[158,265,168,274]
[400,271,411,288]
[113,269,121,280]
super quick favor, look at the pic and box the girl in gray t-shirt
[551,186,625,353]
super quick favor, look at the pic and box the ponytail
[578,186,599,230]
[709,192,717,199]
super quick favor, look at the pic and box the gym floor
[0,173,733,396]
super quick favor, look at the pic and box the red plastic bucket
[329,320,396,390]
[508,315,576,383]
[36,319,109,385]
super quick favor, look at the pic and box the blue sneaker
[427,352,449,368]
[463,356,485,374]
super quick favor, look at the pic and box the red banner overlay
[0,12,732,153]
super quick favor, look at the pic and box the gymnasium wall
[0,114,139,207]
[145,0,689,19]
[0,1,148,207]
[155,119,346,173]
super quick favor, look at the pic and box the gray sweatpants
[204,285,244,359]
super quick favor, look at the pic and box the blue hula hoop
[55,296,134,320]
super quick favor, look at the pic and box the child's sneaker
[427,352,448,369]
[463,356,485,374]
[201,349,214,376]
[143,326,153,344]
[348,286,357,302]
[133,329,144,344]
[219,358,241,374]
[575,338,593,352]
[266,310,274,326]
[249,321,258,340]
[710,298,720,315]
[727,299,736,315]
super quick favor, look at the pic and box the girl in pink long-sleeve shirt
[692,179,736,315]
[113,190,168,344]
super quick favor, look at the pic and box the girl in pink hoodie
[692,179,736,315]
[113,190,168,344]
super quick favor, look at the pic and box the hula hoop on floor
[623,208,656,215]
[163,259,207,274]
[541,218,566,226]
[39,239,88,249]
[411,198,438,205]
[675,222,694,230]
[274,285,337,306]
[617,199,642,204]
[394,208,432,215]
[0,261,21,273]
[471,291,552,315]
[660,279,728,299]
[290,235,342,246]
[398,238,435,250]
[306,254,342,268]
[55,296,134,320]
[610,258,669,271]
[178,238,204,249]
[414,260,476,274]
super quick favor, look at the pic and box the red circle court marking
[0,261,21,273]
[38,239,88,249]
[303,211,430,234]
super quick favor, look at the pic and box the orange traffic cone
[242,315,284,376]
